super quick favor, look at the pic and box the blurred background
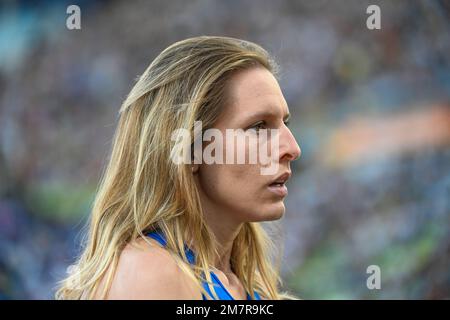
[0,0,449,299]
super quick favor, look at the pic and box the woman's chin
[251,202,285,222]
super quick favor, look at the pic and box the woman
[56,36,301,300]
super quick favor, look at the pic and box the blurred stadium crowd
[0,0,449,299]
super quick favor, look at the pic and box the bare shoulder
[104,237,202,300]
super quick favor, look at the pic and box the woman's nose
[279,126,301,162]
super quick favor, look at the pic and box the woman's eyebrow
[241,107,290,123]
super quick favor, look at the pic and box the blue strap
[147,230,262,300]
[147,230,195,264]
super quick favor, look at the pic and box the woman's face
[194,67,301,223]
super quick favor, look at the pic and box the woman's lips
[267,182,288,197]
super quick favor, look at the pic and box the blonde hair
[55,36,298,300]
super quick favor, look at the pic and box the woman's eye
[249,122,266,132]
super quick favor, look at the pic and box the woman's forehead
[226,68,283,103]
[223,68,288,118]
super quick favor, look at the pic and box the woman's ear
[191,164,199,174]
